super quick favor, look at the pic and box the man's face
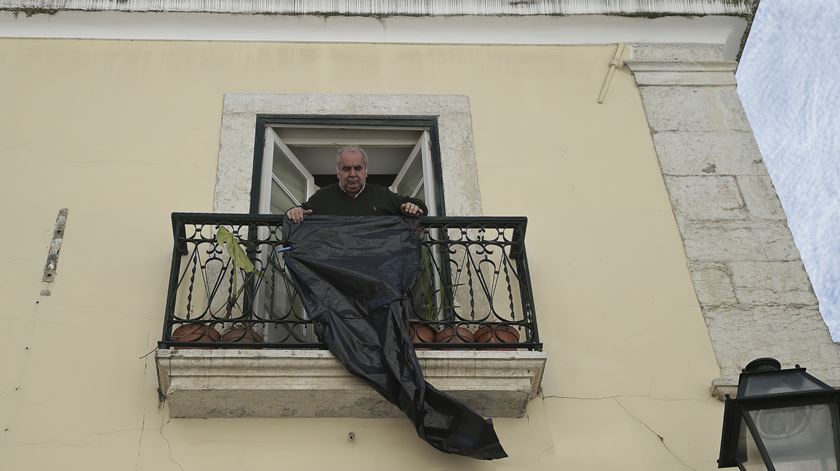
[337,150,368,195]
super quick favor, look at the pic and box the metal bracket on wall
[597,43,626,104]
[42,208,68,285]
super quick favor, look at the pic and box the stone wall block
[688,262,737,306]
[738,175,787,219]
[705,306,840,380]
[754,222,800,260]
[653,131,767,176]
[681,221,801,262]
[665,175,746,220]
[682,221,767,261]
[729,261,819,305]
[640,86,751,132]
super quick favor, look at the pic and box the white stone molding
[216,93,482,216]
[156,348,548,418]
[627,43,840,390]
[0,13,750,60]
[625,60,737,86]
[0,0,756,16]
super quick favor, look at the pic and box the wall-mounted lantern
[718,357,840,470]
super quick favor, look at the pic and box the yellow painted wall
[0,39,723,470]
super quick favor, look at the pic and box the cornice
[626,59,738,85]
[2,0,757,17]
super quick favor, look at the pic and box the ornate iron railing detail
[160,213,541,350]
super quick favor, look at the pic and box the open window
[256,123,439,216]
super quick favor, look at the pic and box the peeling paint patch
[42,208,68,284]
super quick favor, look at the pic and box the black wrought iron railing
[160,213,541,350]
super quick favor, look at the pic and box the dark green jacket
[300,183,428,217]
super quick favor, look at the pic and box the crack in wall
[613,398,698,471]
[2,439,92,448]
[0,315,62,325]
[159,420,185,471]
[136,333,150,470]
[534,393,710,467]
[135,416,146,470]
[92,428,143,436]
[539,392,714,403]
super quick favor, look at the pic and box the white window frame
[258,127,316,214]
[389,130,437,215]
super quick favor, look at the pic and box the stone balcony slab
[156,348,547,419]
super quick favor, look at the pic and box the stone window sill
[155,348,547,418]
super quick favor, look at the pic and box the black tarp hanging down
[282,216,507,460]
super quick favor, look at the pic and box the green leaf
[216,227,255,273]
[216,227,255,304]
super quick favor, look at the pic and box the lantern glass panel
[747,404,837,471]
[741,371,830,397]
[738,417,770,471]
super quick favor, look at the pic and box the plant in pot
[215,226,263,344]
[474,322,521,349]
[409,317,437,345]
[408,248,438,346]
[171,321,222,344]
[171,226,264,345]
[434,324,475,344]
[220,323,264,343]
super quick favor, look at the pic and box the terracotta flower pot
[474,323,520,348]
[171,322,221,344]
[221,326,264,343]
[409,321,436,345]
[434,326,475,344]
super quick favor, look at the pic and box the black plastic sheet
[282,216,507,460]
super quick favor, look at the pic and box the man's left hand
[400,202,424,217]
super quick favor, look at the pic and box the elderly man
[286,145,427,223]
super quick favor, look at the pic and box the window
[248,117,445,344]
[249,116,444,217]
[213,93,481,216]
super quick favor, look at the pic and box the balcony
[155,213,547,418]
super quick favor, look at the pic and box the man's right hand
[286,207,313,224]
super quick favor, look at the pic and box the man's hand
[400,202,424,217]
[286,207,313,224]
